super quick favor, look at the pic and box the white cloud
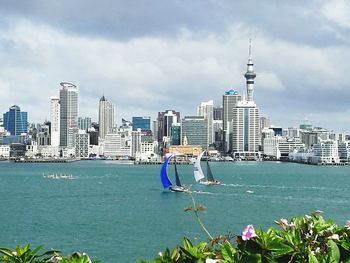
[0,18,350,132]
[320,0,350,28]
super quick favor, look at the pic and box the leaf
[308,253,319,263]
[182,238,193,250]
[327,240,340,263]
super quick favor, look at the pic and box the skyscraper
[3,105,28,136]
[59,82,78,148]
[98,96,115,140]
[222,89,241,153]
[197,100,214,145]
[50,97,60,147]
[157,110,180,142]
[231,39,260,159]
[181,116,208,148]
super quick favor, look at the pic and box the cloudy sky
[1,0,350,132]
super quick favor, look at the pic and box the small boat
[160,154,188,192]
[193,151,221,186]
[43,173,74,180]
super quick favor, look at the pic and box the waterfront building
[78,117,92,131]
[59,82,78,148]
[313,139,339,164]
[3,105,28,136]
[103,133,131,158]
[264,137,304,160]
[98,96,115,141]
[26,141,38,158]
[157,110,180,143]
[168,145,202,158]
[75,130,90,158]
[232,100,260,159]
[131,129,141,157]
[132,116,151,131]
[38,146,60,158]
[9,143,26,157]
[338,141,350,162]
[50,97,60,147]
[0,145,10,158]
[222,89,241,153]
[88,127,99,146]
[181,116,208,148]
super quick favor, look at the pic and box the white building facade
[98,96,115,141]
[50,96,60,147]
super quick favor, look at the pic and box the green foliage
[144,212,350,262]
[0,245,99,263]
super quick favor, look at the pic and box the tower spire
[244,38,256,101]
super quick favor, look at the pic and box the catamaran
[193,151,221,185]
[160,154,188,192]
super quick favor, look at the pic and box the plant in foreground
[140,192,350,262]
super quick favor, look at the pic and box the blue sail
[160,155,173,189]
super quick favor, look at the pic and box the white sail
[193,151,205,182]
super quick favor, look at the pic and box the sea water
[0,160,350,262]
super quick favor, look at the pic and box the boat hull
[199,180,221,186]
[169,186,189,192]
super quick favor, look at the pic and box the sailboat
[160,154,188,192]
[193,151,221,185]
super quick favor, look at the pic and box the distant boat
[193,151,221,186]
[160,154,188,192]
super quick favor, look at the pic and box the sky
[0,0,350,133]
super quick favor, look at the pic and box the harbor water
[0,160,350,262]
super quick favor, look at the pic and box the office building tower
[132,116,151,131]
[181,116,208,148]
[75,130,90,158]
[50,97,60,147]
[59,82,78,148]
[222,89,241,153]
[78,117,92,131]
[131,129,142,157]
[98,96,115,140]
[213,107,223,120]
[171,123,181,145]
[3,105,28,136]
[157,110,180,142]
[232,101,260,156]
[197,100,214,145]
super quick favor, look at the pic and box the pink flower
[242,224,257,241]
[345,220,350,228]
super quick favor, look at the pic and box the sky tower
[244,39,256,101]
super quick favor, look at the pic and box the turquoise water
[0,160,350,262]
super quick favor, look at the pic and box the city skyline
[1,1,350,132]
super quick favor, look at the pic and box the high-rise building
[197,100,214,145]
[132,116,151,131]
[157,110,180,142]
[78,117,92,131]
[75,130,90,158]
[222,89,241,153]
[232,101,260,156]
[3,105,28,136]
[98,96,115,140]
[181,116,208,148]
[231,40,260,159]
[59,82,78,148]
[213,106,223,120]
[50,97,60,147]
